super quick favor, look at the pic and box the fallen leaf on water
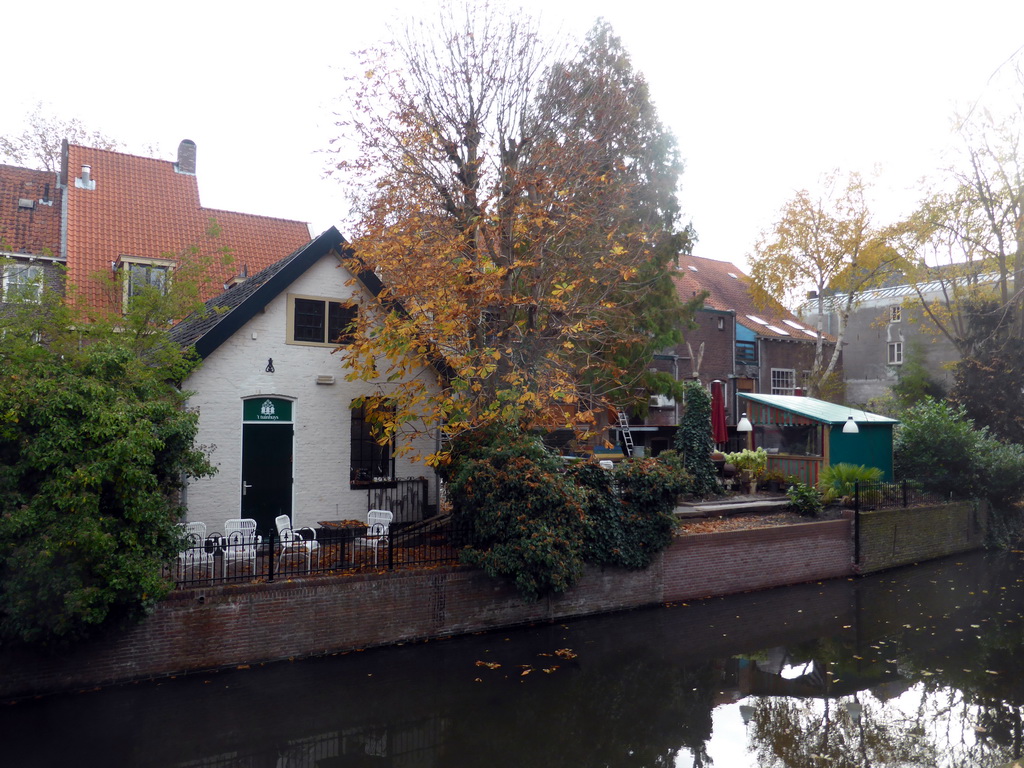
[555,648,578,660]
[475,661,501,669]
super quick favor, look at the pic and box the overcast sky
[5,0,1023,273]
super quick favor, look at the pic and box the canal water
[5,550,1024,767]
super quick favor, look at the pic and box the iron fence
[170,518,469,589]
[362,476,433,522]
[853,479,927,512]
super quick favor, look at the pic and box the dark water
[5,550,1024,767]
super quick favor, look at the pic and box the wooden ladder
[617,409,634,457]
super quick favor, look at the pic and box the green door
[241,421,293,535]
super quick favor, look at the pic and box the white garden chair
[275,514,319,574]
[354,509,393,566]
[176,521,214,580]
[222,518,260,577]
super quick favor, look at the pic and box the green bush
[818,463,883,503]
[894,398,1024,506]
[446,427,685,599]
[450,453,586,601]
[0,342,214,649]
[786,483,824,517]
[894,399,985,498]
[572,459,682,570]
[974,439,1024,508]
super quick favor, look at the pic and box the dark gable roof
[171,226,382,359]
[673,254,835,343]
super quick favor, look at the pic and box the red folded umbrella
[711,380,728,445]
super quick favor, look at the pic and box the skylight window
[728,272,738,279]
[745,315,769,325]
[782,319,804,330]
[801,329,818,338]
[765,325,790,335]
[687,265,699,272]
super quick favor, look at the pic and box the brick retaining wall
[857,501,988,573]
[0,503,985,699]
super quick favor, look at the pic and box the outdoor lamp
[736,413,752,432]
[843,416,859,434]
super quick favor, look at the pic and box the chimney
[175,139,197,175]
[75,165,96,190]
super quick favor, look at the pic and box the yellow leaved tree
[329,4,698,461]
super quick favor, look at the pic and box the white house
[171,227,439,537]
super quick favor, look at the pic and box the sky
[4,0,1024,272]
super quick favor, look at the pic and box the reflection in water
[5,550,1024,767]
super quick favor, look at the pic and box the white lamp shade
[736,413,753,432]
[843,416,859,433]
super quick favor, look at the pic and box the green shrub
[974,439,1024,507]
[449,453,586,601]
[894,398,1024,506]
[786,483,824,517]
[0,343,214,649]
[894,399,985,499]
[447,426,686,599]
[818,463,883,503]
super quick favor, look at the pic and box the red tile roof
[673,254,832,342]
[62,144,311,312]
[0,164,61,257]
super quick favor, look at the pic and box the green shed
[738,394,899,484]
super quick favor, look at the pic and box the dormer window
[2,263,44,303]
[117,256,175,309]
[889,305,902,323]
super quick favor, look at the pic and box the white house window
[771,368,796,396]
[2,263,43,303]
[118,256,175,309]
[288,294,357,346]
[888,341,904,365]
[889,305,902,323]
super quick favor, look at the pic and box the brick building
[624,254,840,456]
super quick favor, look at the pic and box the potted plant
[761,469,787,493]
[724,448,768,493]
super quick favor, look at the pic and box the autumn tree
[890,56,1024,436]
[749,170,901,397]
[0,102,121,172]
[330,3,697,455]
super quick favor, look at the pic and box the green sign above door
[243,397,293,423]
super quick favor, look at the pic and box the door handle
[242,481,253,496]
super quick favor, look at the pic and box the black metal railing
[365,477,432,521]
[853,480,927,513]
[170,519,469,589]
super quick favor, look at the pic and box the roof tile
[673,254,834,342]
[63,144,311,312]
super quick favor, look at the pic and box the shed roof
[739,393,898,425]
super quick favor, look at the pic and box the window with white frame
[888,341,904,365]
[287,294,358,346]
[119,256,175,308]
[889,305,902,323]
[771,368,796,396]
[2,263,44,303]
